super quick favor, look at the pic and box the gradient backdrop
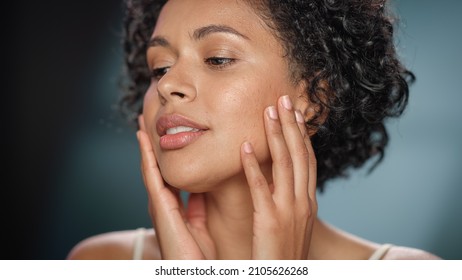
[4,0,462,259]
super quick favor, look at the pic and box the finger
[277,96,310,201]
[138,114,146,132]
[294,110,307,150]
[138,116,183,209]
[186,193,216,259]
[241,141,275,213]
[137,129,182,213]
[137,130,164,193]
[293,114,316,257]
[293,110,317,207]
[186,193,207,227]
[138,130,175,219]
[294,110,310,201]
[137,130,197,258]
[264,105,294,204]
[169,186,186,221]
[304,131,317,202]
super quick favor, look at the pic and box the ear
[293,80,330,136]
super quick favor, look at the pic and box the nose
[156,64,197,104]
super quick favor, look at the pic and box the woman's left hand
[240,95,318,259]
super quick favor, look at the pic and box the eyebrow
[148,24,249,49]
[192,24,250,41]
[148,36,170,48]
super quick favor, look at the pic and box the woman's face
[143,0,306,192]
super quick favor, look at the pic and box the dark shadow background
[4,0,136,259]
[4,0,462,259]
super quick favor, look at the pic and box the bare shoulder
[383,246,441,260]
[67,228,160,260]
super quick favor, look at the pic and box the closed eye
[151,67,170,80]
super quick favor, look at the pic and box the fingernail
[243,142,253,154]
[281,95,293,111]
[266,106,278,120]
[295,110,305,124]
[136,131,140,141]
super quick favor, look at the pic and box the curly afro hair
[120,0,414,191]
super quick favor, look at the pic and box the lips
[156,114,208,150]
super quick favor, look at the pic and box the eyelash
[151,67,169,80]
[150,57,236,80]
[204,57,236,69]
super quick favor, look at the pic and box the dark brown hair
[120,0,414,191]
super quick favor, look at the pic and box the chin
[162,175,214,193]
[159,162,243,193]
[159,166,210,192]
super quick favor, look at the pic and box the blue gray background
[5,0,461,259]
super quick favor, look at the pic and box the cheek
[207,74,284,162]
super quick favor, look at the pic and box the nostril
[172,92,186,98]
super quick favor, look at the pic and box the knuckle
[283,116,298,128]
[307,146,317,165]
[310,153,317,167]
[255,206,280,224]
[297,200,317,219]
[298,148,310,163]
[298,200,309,212]
[142,164,150,175]
[308,206,318,220]
[252,174,268,189]
[276,154,293,169]
[268,122,284,136]
[298,204,311,219]
[311,199,318,214]
[262,217,281,233]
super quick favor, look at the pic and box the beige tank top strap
[132,227,146,260]
[369,243,393,260]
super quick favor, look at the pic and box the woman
[68,0,440,259]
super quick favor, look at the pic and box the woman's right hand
[137,115,216,259]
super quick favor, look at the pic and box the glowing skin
[143,0,308,192]
[139,0,317,260]
[66,0,442,261]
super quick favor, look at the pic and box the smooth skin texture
[138,94,316,259]
[137,0,315,259]
[68,0,440,260]
[142,0,312,193]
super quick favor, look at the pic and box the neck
[200,169,374,259]
[205,174,255,259]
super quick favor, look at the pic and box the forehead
[153,0,267,40]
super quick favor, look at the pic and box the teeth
[166,126,200,135]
